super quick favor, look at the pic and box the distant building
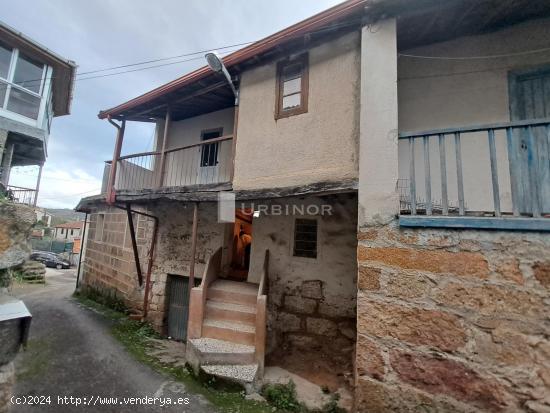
[34,208,52,227]
[52,221,83,241]
[0,21,76,205]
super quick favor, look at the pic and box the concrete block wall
[355,221,550,412]
[82,206,153,310]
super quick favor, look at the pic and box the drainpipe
[75,213,88,290]
[106,117,126,205]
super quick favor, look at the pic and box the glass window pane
[0,82,6,108]
[7,88,41,119]
[283,63,302,81]
[282,93,301,110]
[0,44,12,79]
[13,53,43,93]
[283,77,301,96]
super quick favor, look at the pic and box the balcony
[5,185,37,206]
[104,135,233,194]
[398,118,550,231]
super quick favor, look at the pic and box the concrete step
[202,318,255,346]
[188,338,255,365]
[208,280,258,306]
[201,363,259,392]
[206,300,256,325]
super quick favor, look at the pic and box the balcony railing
[6,185,36,206]
[106,135,233,192]
[398,118,550,231]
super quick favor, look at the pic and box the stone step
[205,300,256,325]
[188,338,255,365]
[208,280,258,306]
[201,363,259,392]
[202,318,256,346]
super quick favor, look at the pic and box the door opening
[229,208,253,281]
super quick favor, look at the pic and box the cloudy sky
[5,0,341,209]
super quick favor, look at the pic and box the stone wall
[355,221,550,412]
[82,206,153,311]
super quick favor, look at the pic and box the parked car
[30,251,70,269]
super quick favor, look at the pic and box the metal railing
[6,185,36,206]
[106,135,233,192]
[399,118,550,218]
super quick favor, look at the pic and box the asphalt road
[8,269,215,413]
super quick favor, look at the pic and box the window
[95,214,105,242]
[0,43,12,79]
[200,128,222,167]
[13,53,44,93]
[293,218,317,258]
[275,53,309,119]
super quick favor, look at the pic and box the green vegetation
[262,381,302,412]
[74,290,272,413]
[16,338,52,380]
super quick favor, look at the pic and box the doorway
[165,274,200,341]
[198,128,222,184]
[228,208,254,281]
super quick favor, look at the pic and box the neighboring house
[0,21,76,205]
[77,0,550,411]
[53,221,83,241]
[34,207,52,226]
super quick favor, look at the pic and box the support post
[189,202,199,296]
[75,213,88,290]
[126,203,143,286]
[157,107,171,187]
[33,163,43,207]
[1,143,14,186]
[106,118,126,204]
[229,85,239,182]
[142,216,159,319]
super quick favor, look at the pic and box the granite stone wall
[355,221,550,412]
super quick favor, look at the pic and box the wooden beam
[189,202,199,297]
[106,119,125,204]
[157,107,171,188]
[126,203,143,286]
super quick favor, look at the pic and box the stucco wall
[397,17,550,213]
[234,32,360,190]
[245,194,357,366]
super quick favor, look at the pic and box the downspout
[75,212,88,290]
[106,117,126,205]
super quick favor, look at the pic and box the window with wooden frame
[293,218,317,259]
[275,53,309,119]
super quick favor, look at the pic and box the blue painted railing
[398,118,550,230]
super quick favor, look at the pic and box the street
[8,269,215,413]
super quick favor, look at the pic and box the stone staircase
[187,279,261,391]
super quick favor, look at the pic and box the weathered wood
[438,134,448,215]
[526,126,541,217]
[505,127,520,216]
[399,215,550,232]
[454,132,465,216]
[125,203,143,286]
[189,202,199,299]
[423,136,432,215]
[409,138,417,214]
[487,129,501,217]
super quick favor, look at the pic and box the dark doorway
[229,209,253,281]
[166,274,199,341]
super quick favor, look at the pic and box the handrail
[258,249,269,298]
[7,185,36,191]
[399,117,550,139]
[163,134,233,154]
[118,150,160,160]
[187,246,222,340]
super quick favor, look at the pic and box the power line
[398,46,550,60]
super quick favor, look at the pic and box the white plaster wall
[154,108,235,186]
[246,194,358,315]
[397,17,550,213]
[234,32,361,190]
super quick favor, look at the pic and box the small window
[0,42,12,80]
[275,53,309,119]
[200,129,222,167]
[95,214,105,242]
[293,218,317,259]
[13,52,44,93]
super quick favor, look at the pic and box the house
[0,21,76,206]
[77,0,550,411]
[53,221,83,241]
[34,207,52,227]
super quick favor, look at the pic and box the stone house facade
[78,0,550,411]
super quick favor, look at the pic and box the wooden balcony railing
[399,118,550,231]
[6,185,36,206]
[105,135,233,192]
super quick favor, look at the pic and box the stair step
[188,338,255,365]
[201,363,258,385]
[206,300,256,324]
[208,280,258,306]
[202,318,255,346]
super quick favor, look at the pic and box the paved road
[8,269,215,413]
